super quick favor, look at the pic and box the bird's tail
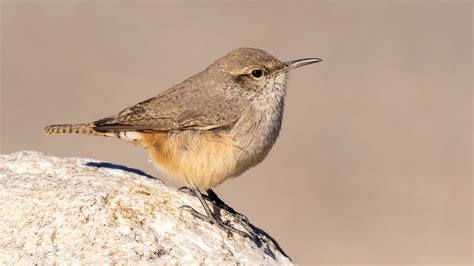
[44,123,111,137]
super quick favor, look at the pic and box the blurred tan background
[1,1,471,264]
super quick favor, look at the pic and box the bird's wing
[93,75,252,132]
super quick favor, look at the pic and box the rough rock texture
[0,151,291,264]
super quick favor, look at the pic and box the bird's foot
[179,205,250,239]
[206,189,251,227]
[177,187,251,228]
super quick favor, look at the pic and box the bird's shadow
[85,161,156,179]
[248,222,291,260]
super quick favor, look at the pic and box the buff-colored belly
[140,131,242,190]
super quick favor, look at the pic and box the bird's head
[212,47,322,93]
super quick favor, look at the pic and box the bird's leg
[178,187,228,209]
[179,186,250,238]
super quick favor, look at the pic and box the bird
[44,47,322,237]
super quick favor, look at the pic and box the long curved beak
[283,58,322,71]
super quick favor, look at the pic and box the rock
[0,151,291,264]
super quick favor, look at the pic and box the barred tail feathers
[44,123,142,143]
[44,123,110,137]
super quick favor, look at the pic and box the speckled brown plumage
[91,49,281,133]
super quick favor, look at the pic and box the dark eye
[250,69,263,79]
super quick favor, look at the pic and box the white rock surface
[0,151,291,264]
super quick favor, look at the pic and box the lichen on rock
[0,151,291,264]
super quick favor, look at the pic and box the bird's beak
[283,58,323,71]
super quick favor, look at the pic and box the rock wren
[45,47,322,237]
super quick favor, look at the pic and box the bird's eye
[250,69,263,79]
